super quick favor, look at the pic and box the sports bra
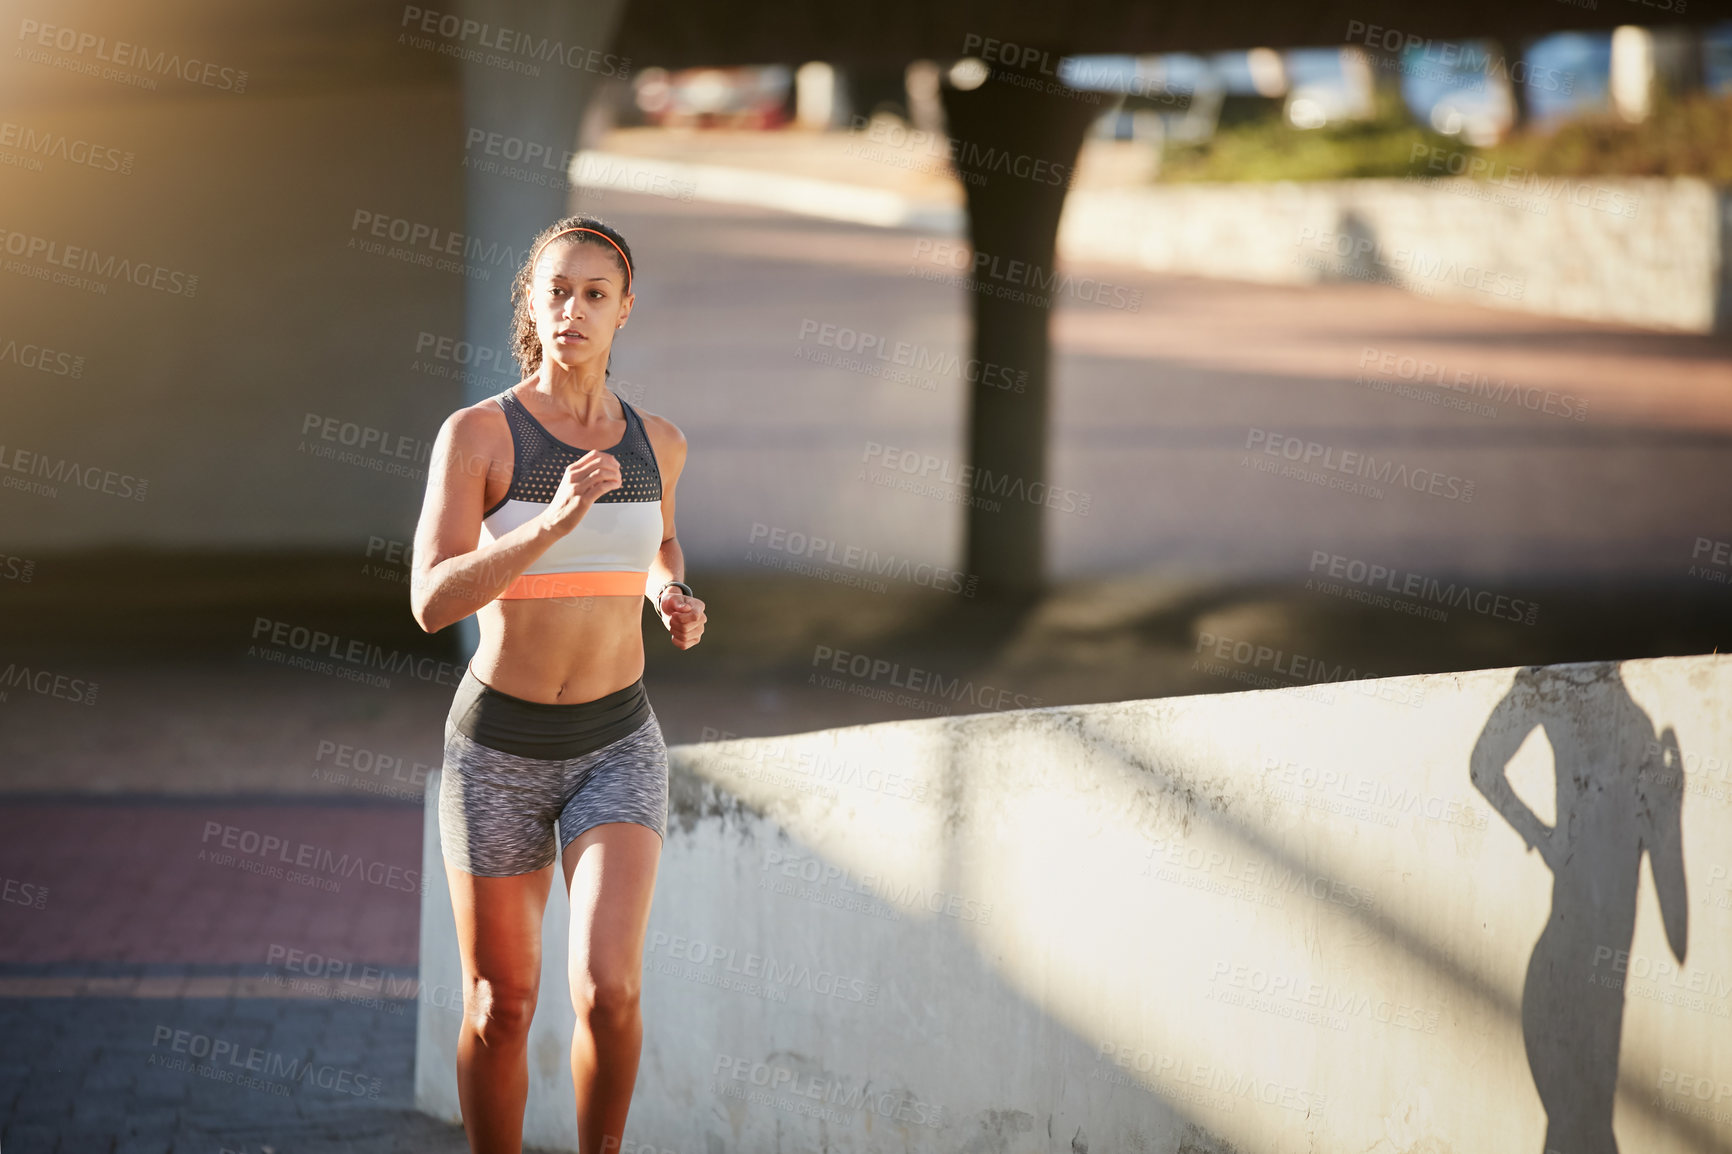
[480,387,664,599]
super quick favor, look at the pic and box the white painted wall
[416,652,1732,1152]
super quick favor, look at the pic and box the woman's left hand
[657,587,706,649]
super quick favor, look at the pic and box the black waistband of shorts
[447,665,650,759]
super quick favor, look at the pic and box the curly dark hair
[509,215,635,378]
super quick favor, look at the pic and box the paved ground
[0,994,470,1154]
[0,798,459,1154]
[0,799,421,967]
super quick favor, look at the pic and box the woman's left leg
[561,820,662,1154]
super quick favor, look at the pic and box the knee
[574,965,641,1021]
[464,975,538,1045]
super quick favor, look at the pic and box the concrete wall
[414,652,1732,1153]
[1059,176,1731,334]
[0,1,466,554]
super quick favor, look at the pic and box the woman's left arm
[643,412,706,649]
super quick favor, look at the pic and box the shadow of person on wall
[1331,208,1381,285]
[1470,663,1688,1154]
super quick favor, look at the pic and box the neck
[534,357,612,418]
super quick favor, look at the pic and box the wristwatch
[655,580,693,601]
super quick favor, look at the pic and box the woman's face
[528,239,633,373]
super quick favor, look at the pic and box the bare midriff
[470,595,648,704]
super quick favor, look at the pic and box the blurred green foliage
[1157,90,1732,183]
[1158,92,1459,182]
[1483,93,1732,183]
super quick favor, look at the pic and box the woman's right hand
[539,450,622,536]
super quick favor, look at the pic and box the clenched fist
[540,450,622,536]
[657,586,706,649]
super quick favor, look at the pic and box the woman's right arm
[408,406,620,633]
[1468,689,1554,868]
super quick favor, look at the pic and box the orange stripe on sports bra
[497,570,647,599]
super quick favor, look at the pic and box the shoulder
[632,404,687,466]
[438,392,512,458]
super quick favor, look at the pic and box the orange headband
[527,225,632,293]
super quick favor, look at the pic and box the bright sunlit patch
[947,58,988,91]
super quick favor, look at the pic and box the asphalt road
[594,190,1732,586]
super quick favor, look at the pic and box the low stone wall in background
[1060,175,1731,333]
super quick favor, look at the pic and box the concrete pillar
[1245,48,1288,98]
[1485,37,1532,130]
[1610,25,1656,123]
[940,57,1097,600]
[905,60,945,137]
[795,61,845,128]
[1651,26,1707,101]
[452,0,628,655]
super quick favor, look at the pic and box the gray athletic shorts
[437,665,669,877]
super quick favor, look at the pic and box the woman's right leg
[446,859,556,1154]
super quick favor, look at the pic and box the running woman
[410,215,705,1154]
